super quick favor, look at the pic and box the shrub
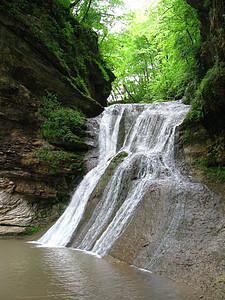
[38,91,86,144]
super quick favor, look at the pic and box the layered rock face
[0,0,113,234]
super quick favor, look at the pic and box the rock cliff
[0,0,114,234]
[186,0,225,132]
[180,2,225,297]
[184,0,225,168]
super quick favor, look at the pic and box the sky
[111,0,152,32]
[123,0,149,11]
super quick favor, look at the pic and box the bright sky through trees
[123,0,147,10]
[123,0,158,11]
[111,0,159,31]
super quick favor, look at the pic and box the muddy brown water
[0,239,200,300]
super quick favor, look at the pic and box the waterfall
[38,101,190,257]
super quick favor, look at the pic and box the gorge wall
[0,0,114,234]
[184,0,225,169]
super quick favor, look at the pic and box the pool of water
[0,239,199,299]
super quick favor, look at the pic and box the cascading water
[38,101,191,258]
[38,104,127,247]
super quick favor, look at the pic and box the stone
[0,190,34,227]
[0,226,26,235]
[0,0,114,232]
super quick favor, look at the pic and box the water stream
[38,101,191,258]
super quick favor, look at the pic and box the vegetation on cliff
[38,91,86,146]
[182,0,225,180]
[1,0,114,105]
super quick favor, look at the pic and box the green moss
[25,226,44,235]
[3,0,111,97]
[195,60,218,101]
[183,79,199,105]
[77,151,128,230]
[93,59,110,81]
[38,91,86,144]
[184,59,218,126]
[204,0,212,8]
[37,146,84,173]
[195,158,225,183]
[100,152,129,189]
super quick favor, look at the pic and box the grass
[195,158,225,183]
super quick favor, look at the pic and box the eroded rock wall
[0,80,84,234]
[0,0,112,234]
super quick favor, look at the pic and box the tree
[70,0,125,36]
[100,0,201,103]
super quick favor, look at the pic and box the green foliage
[4,0,111,97]
[100,0,201,103]
[204,0,212,8]
[195,158,225,183]
[38,91,86,144]
[36,91,86,174]
[58,0,71,8]
[184,59,218,125]
[37,147,70,164]
[188,105,204,122]
[25,226,44,235]
[36,146,84,172]
[72,0,125,32]
[10,0,35,15]
[195,60,218,100]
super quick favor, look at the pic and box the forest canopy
[99,0,201,103]
[66,0,201,103]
